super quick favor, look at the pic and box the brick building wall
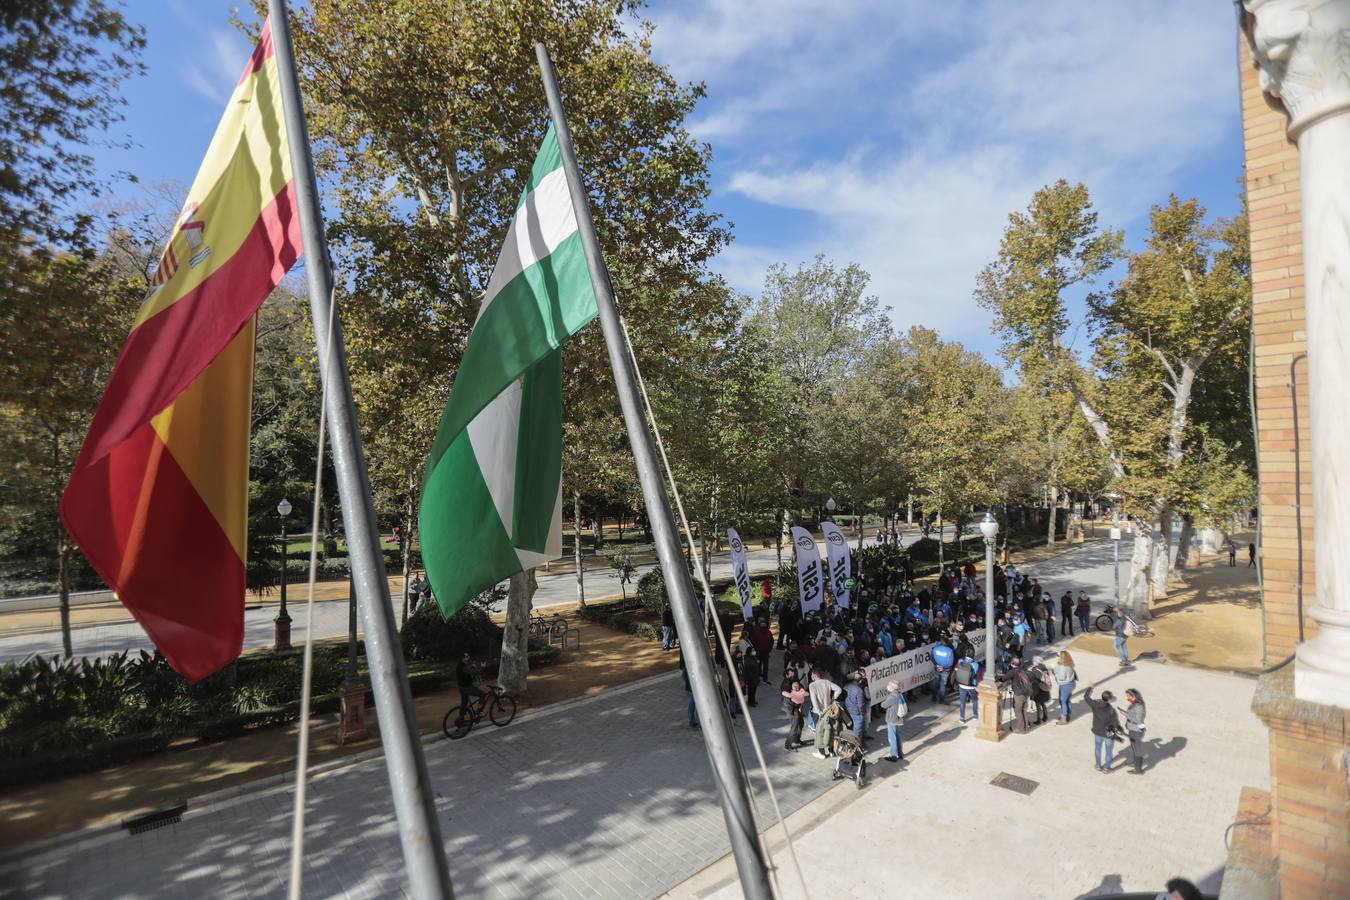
[1242,35,1314,663]
[1226,24,1350,900]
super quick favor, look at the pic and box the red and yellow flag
[61,23,301,682]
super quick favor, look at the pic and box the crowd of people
[674,552,1151,776]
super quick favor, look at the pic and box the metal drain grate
[122,801,187,835]
[990,772,1039,796]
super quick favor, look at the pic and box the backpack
[1011,667,1033,696]
[824,700,853,732]
[956,660,975,687]
[1036,666,1054,693]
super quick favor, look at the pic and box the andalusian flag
[419,127,597,618]
[61,23,300,681]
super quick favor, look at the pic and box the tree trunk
[321,497,338,558]
[400,479,414,628]
[938,514,945,572]
[1124,523,1154,612]
[57,532,73,659]
[1151,506,1172,603]
[699,527,711,587]
[1175,514,1195,572]
[498,569,537,695]
[573,490,585,608]
[777,508,787,572]
[907,493,913,526]
[1046,487,1058,546]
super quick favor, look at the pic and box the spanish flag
[60,23,300,682]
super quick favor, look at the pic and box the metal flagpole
[266,3,454,897]
[535,43,773,900]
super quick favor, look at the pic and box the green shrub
[400,600,502,662]
[636,568,666,612]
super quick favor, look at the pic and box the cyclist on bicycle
[456,652,486,723]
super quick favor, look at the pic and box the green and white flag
[420,126,598,619]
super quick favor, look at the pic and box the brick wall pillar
[1246,0,1350,709]
[1225,5,1350,896]
[1242,13,1311,665]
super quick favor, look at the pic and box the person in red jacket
[749,617,774,680]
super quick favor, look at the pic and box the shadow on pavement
[1143,735,1188,771]
[1074,873,1125,898]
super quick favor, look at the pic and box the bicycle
[442,684,517,740]
[1095,605,1153,636]
[528,611,568,642]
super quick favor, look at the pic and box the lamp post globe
[274,497,293,651]
[826,497,836,519]
[979,511,999,544]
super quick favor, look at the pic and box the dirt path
[1069,533,1262,673]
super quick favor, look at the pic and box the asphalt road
[0,526,964,664]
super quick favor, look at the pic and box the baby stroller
[831,730,867,789]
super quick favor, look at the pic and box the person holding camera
[1084,685,1123,772]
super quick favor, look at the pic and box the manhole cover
[990,772,1039,795]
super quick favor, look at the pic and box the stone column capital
[1245,0,1350,138]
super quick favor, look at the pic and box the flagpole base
[338,681,369,745]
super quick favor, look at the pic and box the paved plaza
[0,541,1270,899]
[673,651,1267,899]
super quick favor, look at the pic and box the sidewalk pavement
[0,620,679,850]
[2,644,1267,900]
[0,535,1115,849]
[1,538,1264,900]
[671,648,1268,899]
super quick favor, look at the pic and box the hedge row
[0,600,558,787]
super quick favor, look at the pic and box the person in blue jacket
[904,599,928,628]
[930,641,955,704]
[878,622,895,657]
[843,670,869,739]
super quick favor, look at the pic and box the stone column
[975,681,1005,742]
[1247,0,1350,708]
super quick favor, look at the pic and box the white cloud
[644,0,1242,347]
[177,21,251,105]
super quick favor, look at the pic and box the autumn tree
[977,182,1252,611]
[883,327,1012,566]
[0,0,144,249]
[0,244,143,654]
[745,255,890,556]
[248,0,731,692]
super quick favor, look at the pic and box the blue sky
[96,1,1247,362]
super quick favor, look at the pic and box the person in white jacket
[879,680,908,762]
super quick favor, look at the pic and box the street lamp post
[976,511,1005,742]
[274,498,292,651]
[826,496,836,521]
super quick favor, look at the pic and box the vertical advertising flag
[821,521,852,608]
[59,23,300,682]
[791,526,824,615]
[727,527,753,621]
